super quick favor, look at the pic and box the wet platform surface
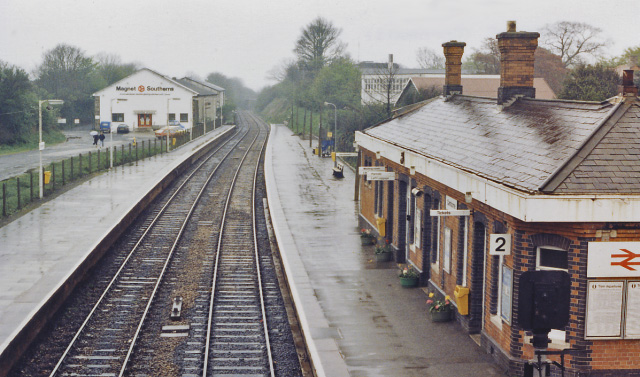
[0,127,233,360]
[0,123,506,377]
[265,124,506,377]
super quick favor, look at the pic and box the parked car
[99,121,111,133]
[154,125,185,139]
[116,124,130,134]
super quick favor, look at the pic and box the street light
[324,102,337,167]
[167,98,180,152]
[38,99,64,199]
[110,98,127,168]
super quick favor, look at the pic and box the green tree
[534,47,568,95]
[558,64,619,101]
[35,44,100,124]
[294,17,346,73]
[463,38,500,74]
[311,57,361,110]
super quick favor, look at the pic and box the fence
[1,124,208,218]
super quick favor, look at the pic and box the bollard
[30,172,33,202]
[2,182,6,217]
[89,151,92,173]
[79,153,82,176]
[70,157,74,181]
[62,160,66,185]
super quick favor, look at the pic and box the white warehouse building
[93,68,224,132]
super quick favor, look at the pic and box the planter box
[375,252,391,262]
[399,276,418,288]
[430,309,452,322]
[361,237,375,246]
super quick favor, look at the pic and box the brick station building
[355,22,640,376]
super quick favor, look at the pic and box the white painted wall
[95,69,195,130]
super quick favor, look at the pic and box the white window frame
[414,208,421,249]
[536,245,569,347]
[443,226,452,273]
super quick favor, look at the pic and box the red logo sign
[611,249,640,271]
[138,85,145,92]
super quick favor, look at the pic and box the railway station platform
[0,122,506,377]
[265,124,506,377]
[0,126,235,374]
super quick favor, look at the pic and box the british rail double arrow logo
[611,249,640,271]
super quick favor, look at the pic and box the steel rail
[48,127,248,377]
[247,113,276,377]
[202,112,273,376]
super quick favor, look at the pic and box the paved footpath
[265,124,506,377]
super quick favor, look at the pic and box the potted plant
[426,292,452,322]
[360,229,375,245]
[398,266,420,287]
[374,240,392,262]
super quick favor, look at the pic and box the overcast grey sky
[1,0,638,91]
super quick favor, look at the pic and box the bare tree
[294,17,346,73]
[541,21,608,67]
[463,38,500,74]
[416,47,445,69]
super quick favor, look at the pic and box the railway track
[33,112,301,376]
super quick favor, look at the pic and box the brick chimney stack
[622,70,638,96]
[442,41,466,96]
[496,21,540,104]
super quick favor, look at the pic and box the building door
[405,186,413,261]
[138,114,152,127]
[397,180,407,263]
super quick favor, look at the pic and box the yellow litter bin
[375,217,386,237]
[172,137,177,146]
[43,171,51,184]
[454,285,470,315]
[331,151,336,161]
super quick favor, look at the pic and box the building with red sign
[93,68,224,132]
[354,22,640,376]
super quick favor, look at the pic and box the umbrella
[90,131,98,136]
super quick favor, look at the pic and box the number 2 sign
[490,234,511,256]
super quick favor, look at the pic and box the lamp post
[38,99,64,198]
[324,102,337,167]
[110,98,127,168]
[167,98,180,152]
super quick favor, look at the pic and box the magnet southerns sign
[588,242,640,278]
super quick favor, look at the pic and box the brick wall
[358,146,640,375]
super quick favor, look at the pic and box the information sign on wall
[585,281,624,338]
[588,242,640,277]
[358,166,385,175]
[501,265,513,324]
[625,281,640,338]
[490,234,511,256]
[367,171,395,181]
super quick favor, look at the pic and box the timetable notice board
[586,281,640,339]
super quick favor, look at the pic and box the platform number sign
[490,234,511,256]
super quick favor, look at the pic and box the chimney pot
[622,70,638,96]
[496,23,540,104]
[442,41,466,96]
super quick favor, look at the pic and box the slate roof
[399,76,555,100]
[363,95,640,194]
[174,77,225,96]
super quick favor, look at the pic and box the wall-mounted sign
[359,166,385,175]
[625,281,640,338]
[445,196,457,210]
[490,234,511,256]
[501,265,513,324]
[367,171,395,181]
[585,281,624,338]
[588,242,640,277]
[430,209,471,217]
